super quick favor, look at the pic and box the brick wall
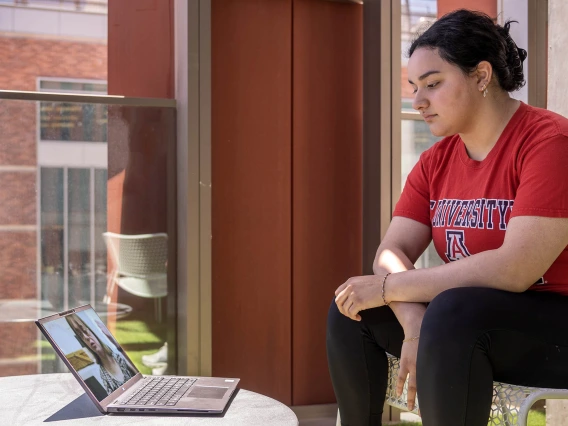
[0,37,107,91]
[0,35,106,375]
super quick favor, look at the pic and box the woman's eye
[427,82,438,89]
[412,88,417,94]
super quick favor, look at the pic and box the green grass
[114,319,167,375]
[389,409,545,426]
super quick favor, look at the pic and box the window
[37,79,108,313]
[399,0,443,268]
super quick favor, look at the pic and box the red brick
[0,172,37,224]
[0,322,37,358]
[0,231,37,299]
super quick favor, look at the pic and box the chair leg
[103,272,118,304]
[154,298,163,323]
[498,390,514,426]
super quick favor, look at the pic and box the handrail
[0,90,176,108]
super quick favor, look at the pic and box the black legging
[327,287,568,426]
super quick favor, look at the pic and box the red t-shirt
[393,102,568,295]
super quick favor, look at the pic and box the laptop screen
[41,307,139,401]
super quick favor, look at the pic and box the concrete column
[545,4,568,423]
[547,400,568,426]
[547,0,568,115]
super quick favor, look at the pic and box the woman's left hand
[334,275,386,321]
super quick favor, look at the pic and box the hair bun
[517,46,528,63]
[497,20,526,91]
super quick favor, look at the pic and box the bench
[336,354,568,426]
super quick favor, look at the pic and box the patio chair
[102,232,168,322]
[336,354,568,426]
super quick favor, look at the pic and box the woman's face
[69,316,104,358]
[407,47,480,137]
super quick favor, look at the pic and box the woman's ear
[476,61,493,91]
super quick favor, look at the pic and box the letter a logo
[445,230,471,262]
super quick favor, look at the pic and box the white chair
[336,354,568,426]
[103,232,168,322]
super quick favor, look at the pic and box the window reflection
[39,80,108,143]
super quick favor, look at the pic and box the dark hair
[408,9,527,92]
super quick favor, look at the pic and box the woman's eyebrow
[408,70,441,85]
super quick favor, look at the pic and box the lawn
[115,318,167,375]
[389,409,545,426]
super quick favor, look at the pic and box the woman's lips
[423,114,437,122]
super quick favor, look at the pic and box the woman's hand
[396,311,424,413]
[397,338,419,412]
[334,275,386,321]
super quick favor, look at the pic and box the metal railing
[0,90,176,108]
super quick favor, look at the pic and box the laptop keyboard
[120,377,198,406]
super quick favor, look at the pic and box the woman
[66,314,136,395]
[327,9,568,426]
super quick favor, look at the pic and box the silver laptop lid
[36,304,143,413]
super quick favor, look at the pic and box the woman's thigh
[416,287,568,426]
[420,287,568,385]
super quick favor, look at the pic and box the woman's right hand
[395,308,424,413]
[397,336,420,412]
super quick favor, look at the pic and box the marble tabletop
[0,373,299,425]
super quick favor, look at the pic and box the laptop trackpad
[187,386,228,399]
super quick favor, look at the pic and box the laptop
[36,304,240,414]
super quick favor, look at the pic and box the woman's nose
[412,90,428,111]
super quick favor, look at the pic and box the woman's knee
[327,298,350,339]
[421,287,495,343]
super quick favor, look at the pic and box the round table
[0,374,299,426]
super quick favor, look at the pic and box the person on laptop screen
[63,312,136,396]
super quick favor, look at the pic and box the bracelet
[381,273,391,306]
[403,336,420,343]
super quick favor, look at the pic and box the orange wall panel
[108,0,174,98]
[437,0,497,18]
[292,0,363,405]
[211,0,293,405]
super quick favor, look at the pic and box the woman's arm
[385,215,568,303]
[336,215,568,319]
[335,217,432,322]
[371,217,431,411]
[372,217,431,331]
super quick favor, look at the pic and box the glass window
[400,0,442,268]
[1,98,176,379]
[0,0,177,382]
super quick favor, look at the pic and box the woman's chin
[427,124,450,137]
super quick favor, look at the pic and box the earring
[482,85,488,98]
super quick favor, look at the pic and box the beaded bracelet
[381,273,391,306]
